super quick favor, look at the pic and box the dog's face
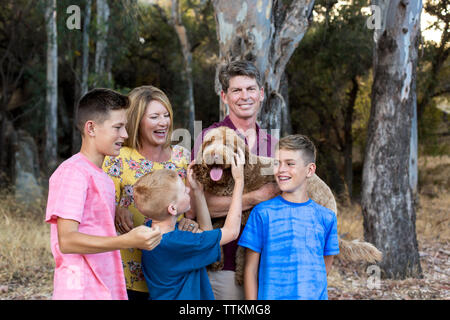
[193,126,276,196]
[194,127,249,185]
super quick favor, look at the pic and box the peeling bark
[45,0,58,173]
[170,0,195,137]
[73,0,92,154]
[94,0,110,86]
[213,0,314,133]
[362,0,423,279]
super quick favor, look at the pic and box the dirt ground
[328,240,449,300]
[1,241,448,300]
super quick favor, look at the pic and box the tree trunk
[170,0,195,137]
[213,0,314,133]
[81,0,92,97]
[410,69,418,204]
[362,0,423,279]
[72,0,92,154]
[94,0,110,86]
[45,0,58,173]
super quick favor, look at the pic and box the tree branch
[269,0,315,90]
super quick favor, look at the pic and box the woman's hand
[115,206,134,234]
[178,217,199,233]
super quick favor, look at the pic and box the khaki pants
[208,270,245,300]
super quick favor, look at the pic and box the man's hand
[205,182,280,218]
[245,183,280,207]
[178,217,199,233]
[125,225,162,251]
[115,206,134,234]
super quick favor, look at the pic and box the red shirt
[191,115,277,271]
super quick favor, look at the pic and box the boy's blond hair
[133,169,180,220]
[277,134,316,165]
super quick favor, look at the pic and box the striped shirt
[238,196,339,300]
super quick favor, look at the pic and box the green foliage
[352,71,372,161]
[0,0,47,140]
[111,0,218,129]
[419,102,450,156]
[287,0,373,193]
[416,0,449,156]
[1,0,448,179]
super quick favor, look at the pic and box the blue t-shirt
[238,196,339,300]
[142,221,222,300]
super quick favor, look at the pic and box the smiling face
[173,177,191,215]
[274,149,316,194]
[221,75,264,121]
[139,100,171,147]
[93,109,128,157]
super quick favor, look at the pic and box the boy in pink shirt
[45,88,162,300]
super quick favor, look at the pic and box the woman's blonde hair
[125,85,174,150]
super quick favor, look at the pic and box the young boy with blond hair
[133,149,245,300]
[45,88,162,300]
[238,134,339,300]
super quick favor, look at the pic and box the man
[191,60,280,300]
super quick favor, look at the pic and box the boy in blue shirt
[238,134,339,300]
[132,149,245,300]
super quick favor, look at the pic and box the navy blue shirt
[141,221,222,300]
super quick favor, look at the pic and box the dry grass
[0,155,448,300]
[0,194,53,299]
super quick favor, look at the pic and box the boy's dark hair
[277,134,316,165]
[75,88,130,134]
[218,60,263,92]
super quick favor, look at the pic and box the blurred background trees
[0,0,448,278]
[1,0,448,194]
[1,0,447,197]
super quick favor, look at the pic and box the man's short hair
[133,169,180,220]
[218,60,263,92]
[76,88,130,134]
[277,134,317,165]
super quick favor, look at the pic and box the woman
[103,85,197,300]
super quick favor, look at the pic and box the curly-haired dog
[192,126,382,285]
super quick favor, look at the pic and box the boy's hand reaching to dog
[187,161,204,193]
[231,148,245,184]
[219,148,245,246]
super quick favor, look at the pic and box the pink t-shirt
[45,153,127,300]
